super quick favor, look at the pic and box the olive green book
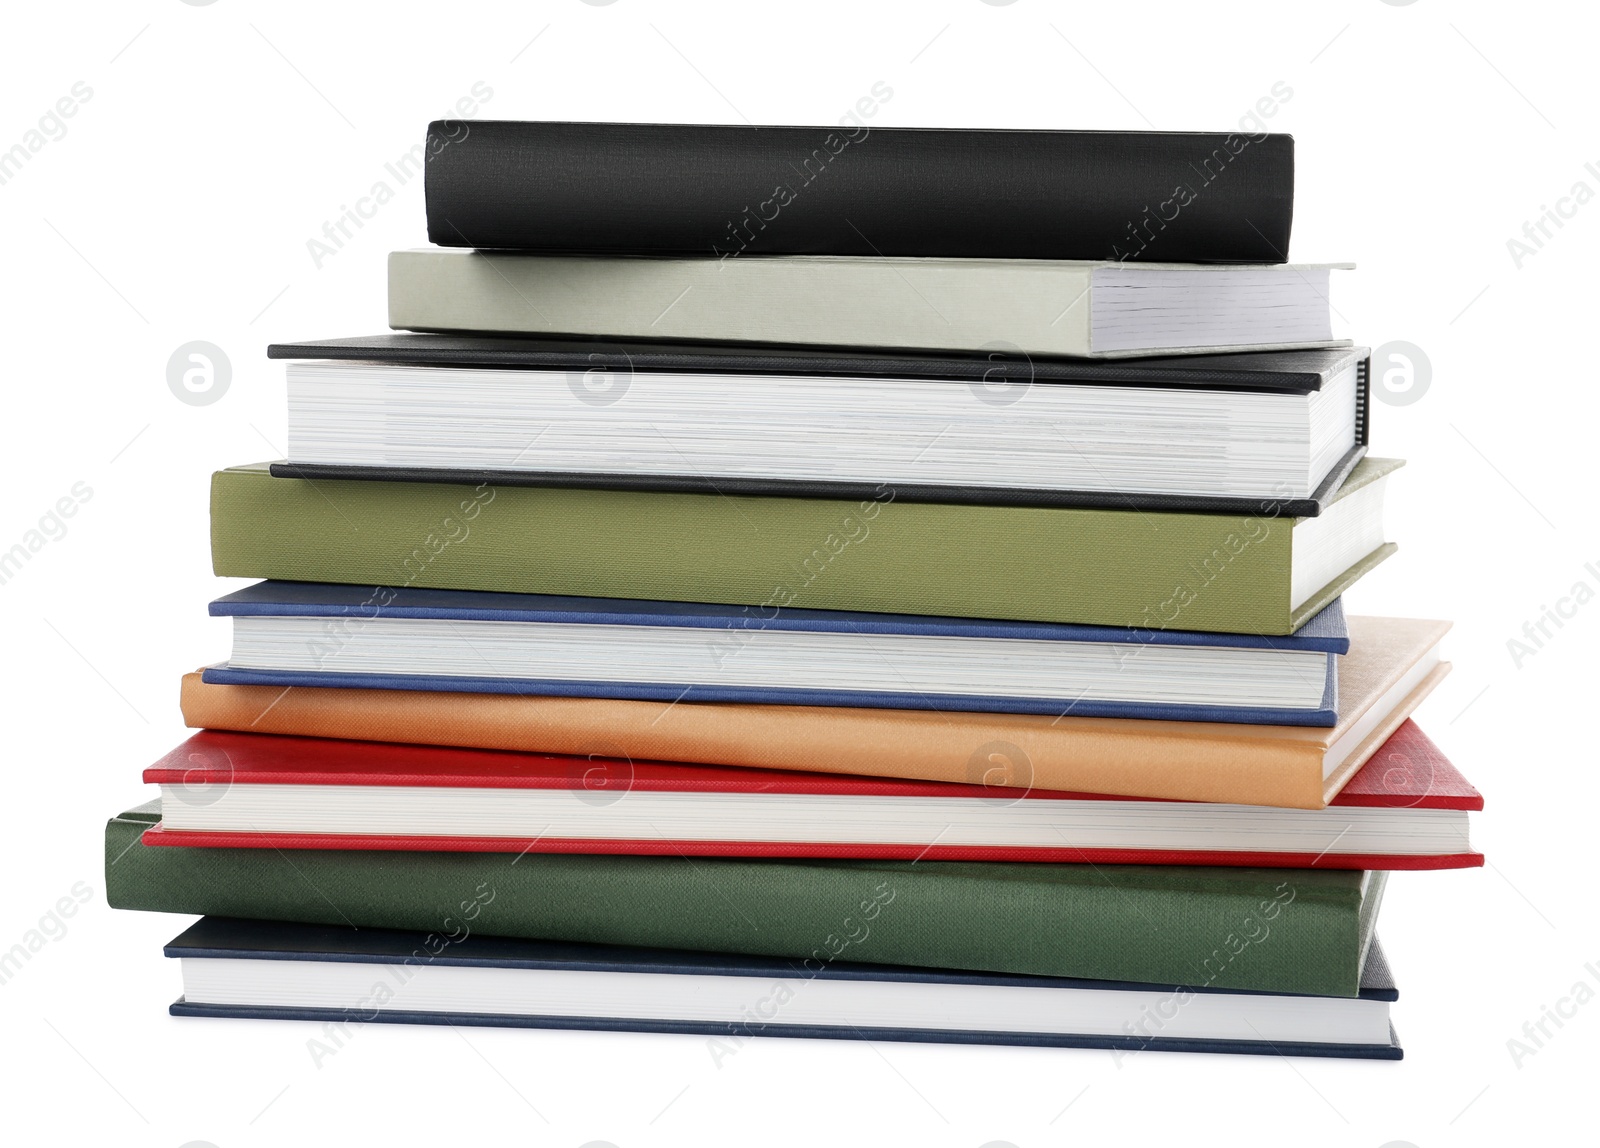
[106,804,1384,996]
[210,457,1400,634]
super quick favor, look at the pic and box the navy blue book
[204,582,1349,725]
[166,917,1401,1060]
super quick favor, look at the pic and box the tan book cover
[181,616,1449,809]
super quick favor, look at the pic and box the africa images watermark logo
[167,341,231,406]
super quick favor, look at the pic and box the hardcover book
[182,616,1448,809]
[268,337,1368,518]
[105,800,1386,997]
[388,249,1348,359]
[209,457,1400,635]
[423,121,1295,263]
[200,583,1350,725]
[141,721,1481,869]
[165,917,1401,1060]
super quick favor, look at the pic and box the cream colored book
[388,248,1352,359]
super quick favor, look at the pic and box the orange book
[180,616,1449,809]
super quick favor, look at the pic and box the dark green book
[209,457,1399,634]
[106,804,1385,996]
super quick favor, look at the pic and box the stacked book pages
[108,120,1478,1060]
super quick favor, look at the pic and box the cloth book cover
[210,457,1400,636]
[140,720,1481,869]
[164,916,1401,1061]
[266,337,1367,519]
[200,582,1348,725]
[181,616,1448,809]
[423,121,1295,263]
[106,800,1386,998]
[386,249,1348,360]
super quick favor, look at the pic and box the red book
[142,719,1482,870]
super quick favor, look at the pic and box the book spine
[424,121,1294,263]
[105,814,1363,996]
[210,468,1299,634]
[386,250,1102,356]
[179,675,1328,807]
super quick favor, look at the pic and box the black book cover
[267,336,1366,517]
[424,120,1295,263]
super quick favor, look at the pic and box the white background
[0,1,1594,1145]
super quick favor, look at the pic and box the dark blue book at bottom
[166,917,1402,1060]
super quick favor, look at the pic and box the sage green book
[106,804,1385,996]
[210,457,1400,634]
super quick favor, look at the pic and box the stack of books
[108,120,1481,1059]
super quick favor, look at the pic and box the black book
[267,335,1367,516]
[424,120,1294,263]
